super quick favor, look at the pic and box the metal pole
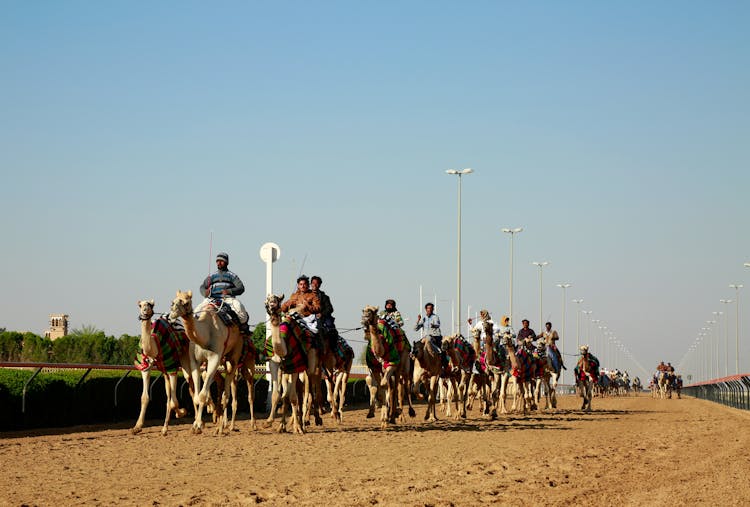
[456,174,461,335]
[730,284,743,374]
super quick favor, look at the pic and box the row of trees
[0,322,268,365]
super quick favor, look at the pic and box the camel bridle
[138,302,155,321]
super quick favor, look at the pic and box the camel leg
[228,371,239,432]
[131,370,151,435]
[425,375,439,422]
[244,368,257,431]
[161,373,184,436]
[194,354,221,434]
[335,371,348,423]
[264,360,282,428]
[365,373,378,419]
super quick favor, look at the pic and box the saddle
[207,299,240,328]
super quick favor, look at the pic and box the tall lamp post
[446,168,473,334]
[572,299,584,349]
[532,261,550,328]
[582,310,593,346]
[706,320,717,378]
[720,299,733,377]
[712,312,723,376]
[502,227,523,326]
[729,284,743,374]
[556,282,572,383]
[590,318,600,352]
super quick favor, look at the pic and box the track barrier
[683,374,750,411]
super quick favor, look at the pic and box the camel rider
[575,345,600,381]
[496,315,515,338]
[415,302,442,351]
[311,275,336,349]
[196,252,250,335]
[467,309,495,347]
[540,321,565,370]
[517,319,536,346]
[379,299,404,328]
[281,275,321,333]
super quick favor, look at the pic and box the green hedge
[0,369,269,431]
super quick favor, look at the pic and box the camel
[361,305,414,428]
[632,376,642,395]
[169,290,243,434]
[574,346,598,411]
[482,323,515,417]
[412,336,446,421]
[504,334,534,414]
[263,293,309,434]
[542,333,564,409]
[466,327,492,416]
[132,300,192,435]
[657,371,671,399]
[320,335,354,423]
[441,334,475,419]
[532,342,555,411]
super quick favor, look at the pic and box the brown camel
[361,305,413,428]
[263,293,306,434]
[441,334,475,419]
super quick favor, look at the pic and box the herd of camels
[133,291,601,436]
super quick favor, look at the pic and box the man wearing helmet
[196,252,250,334]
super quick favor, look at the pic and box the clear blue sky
[2,1,748,379]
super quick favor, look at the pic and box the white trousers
[195,296,249,324]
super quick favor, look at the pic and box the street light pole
[572,299,584,350]
[582,310,592,346]
[712,312,723,376]
[729,284,743,374]
[590,318,600,352]
[446,168,473,334]
[502,227,523,326]
[556,283,572,383]
[532,261,550,329]
[720,299,733,377]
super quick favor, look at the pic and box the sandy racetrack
[1,394,749,506]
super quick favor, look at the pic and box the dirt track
[1,394,748,506]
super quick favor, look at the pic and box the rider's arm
[229,272,245,296]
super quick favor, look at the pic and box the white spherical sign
[259,242,281,263]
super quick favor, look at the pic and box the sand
[1,394,748,506]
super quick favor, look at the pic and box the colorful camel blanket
[574,354,600,382]
[532,349,547,378]
[334,335,353,362]
[513,346,535,382]
[135,317,189,374]
[376,318,410,368]
[481,337,508,372]
[452,335,476,371]
[279,314,315,373]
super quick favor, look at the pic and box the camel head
[441,334,455,352]
[264,293,285,316]
[169,290,193,320]
[361,305,379,327]
[470,327,480,341]
[137,299,155,321]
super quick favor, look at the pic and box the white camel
[169,290,243,435]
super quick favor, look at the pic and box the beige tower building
[45,314,69,340]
